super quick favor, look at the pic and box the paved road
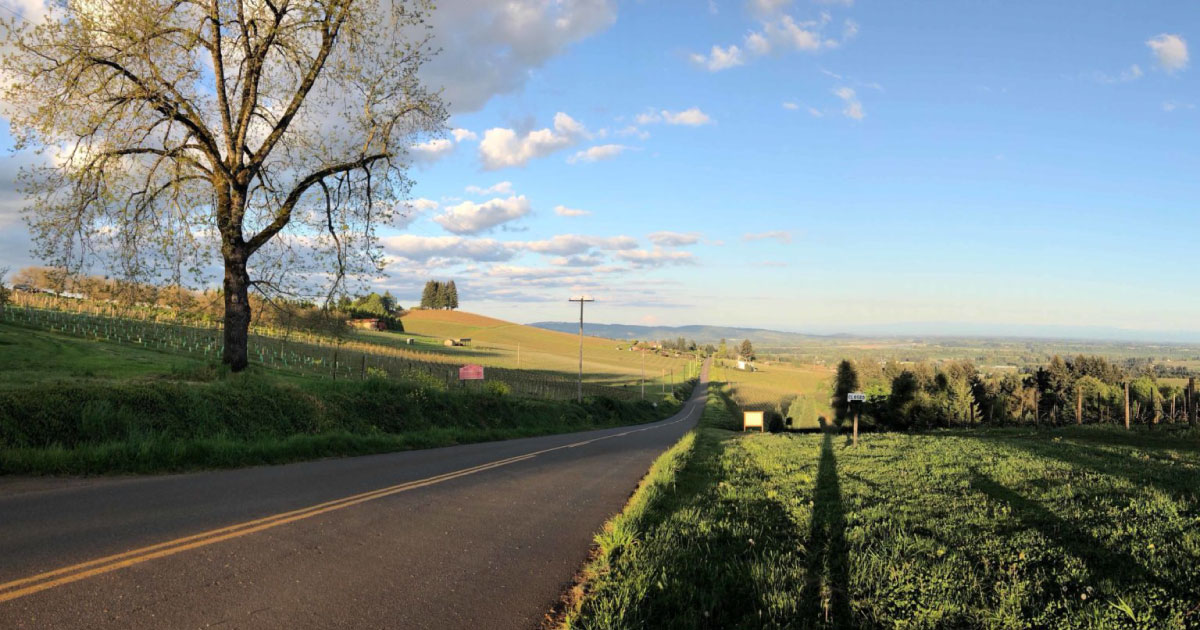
[0,363,709,629]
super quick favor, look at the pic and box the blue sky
[2,0,1198,338]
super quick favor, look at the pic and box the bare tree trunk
[222,249,251,372]
[1076,388,1082,425]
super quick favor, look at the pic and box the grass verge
[561,385,1200,629]
[0,376,688,475]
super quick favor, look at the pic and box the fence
[1,304,641,402]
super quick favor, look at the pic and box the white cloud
[433,195,532,234]
[615,248,698,268]
[568,144,631,164]
[419,0,617,113]
[833,86,864,120]
[521,234,637,255]
[478,112,588,169]
[616,125,650,140]
[409,138,455,164]
[748,0,793,17]
[636,107,714,126]
[1090,64,1143,84]
[782,101,800,110]
[1147,34,1189,73]
[743,230,793,244]
[690,44,745,71]
[554,205,592,217]
[451,128,479,142]
[381,235,517,263]
[808,106,824,117]
[755,14,827,54]
[648,231,702,247]
[396,198,440,229]
[1163,101,1195,112]
[465,181,514,195]
[693,9,850,72]
[551,254,605,267]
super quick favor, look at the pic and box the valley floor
[565,387,1200,629]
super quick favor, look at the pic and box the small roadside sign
[743,411,765,432]
[847,392,867,402]
[459,364,485,380]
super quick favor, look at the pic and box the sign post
[847,392,866,446]
[459,364,485,381]
[743,411,765,432]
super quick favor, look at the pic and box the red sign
[459,364,485,380]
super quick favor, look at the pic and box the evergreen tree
[381,291,396,313]
[433,280,448,309]
[739,339,755,361]
[420,281,436,308]
[446,280,459,310]
[832,359,860,424]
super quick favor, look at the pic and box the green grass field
[717,359,834,426]
[0,316,696,475]
[564,385,1200,629]
[394,309,698,393]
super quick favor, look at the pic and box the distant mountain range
[527,322,828,346]
[529,321,1200,346]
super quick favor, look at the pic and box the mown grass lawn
[566,387,1200,629]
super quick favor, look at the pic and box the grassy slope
[565,388,1200,629]
[717,358,834,425]
[390,310,697,393]
[0,320,694,475]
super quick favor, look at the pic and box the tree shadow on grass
[964,432,1200,505]
[576,431,804,630]
[798,431,855,628]
[967,468,1189,605]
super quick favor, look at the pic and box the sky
[1,0,1198,339]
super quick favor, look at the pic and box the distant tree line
[419,280,459,310]
[829,355,1199,431]
[714,338,755,361]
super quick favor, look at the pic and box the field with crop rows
[0,303,698,402]
[567,387,1200,629]
[716,358,834,422]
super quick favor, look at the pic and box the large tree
[2,0,446,370]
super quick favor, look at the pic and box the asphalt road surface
[0,363,709,630]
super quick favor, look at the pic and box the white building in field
[737,360,755,371]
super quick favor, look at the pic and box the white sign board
[847,392,867,402]
[743,411,765,432]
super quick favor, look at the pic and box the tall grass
[0,375,685,475]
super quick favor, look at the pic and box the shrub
[484,380,511,397]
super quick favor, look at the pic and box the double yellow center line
[0,398,701,604]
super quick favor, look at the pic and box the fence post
[1075,387,1082,425]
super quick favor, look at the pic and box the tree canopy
[1,0,447,370]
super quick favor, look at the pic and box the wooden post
[1034,389,1040,427]
[853,406,859,447]
[1124,382,1131,430]
[1075,387,1082,425]
[1170,395,1177,424]
[1189,377,1197,426]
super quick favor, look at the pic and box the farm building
[348,318,386,330]
[443,337,472,347]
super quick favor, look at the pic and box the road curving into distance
[0,360,710,629]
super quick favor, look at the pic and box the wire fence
[2,303,643,402]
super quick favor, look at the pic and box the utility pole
[640,346,645,400]
[568,296,594,403]
[517,343,520,370]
